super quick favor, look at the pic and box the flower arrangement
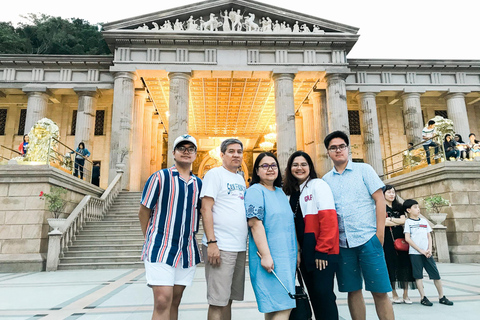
[424,194,450,214]
[39,186,68,218]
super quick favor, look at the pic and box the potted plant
[116,147,130,171]
[424,194,450,227]
[39,186,68,232]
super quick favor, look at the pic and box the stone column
[326,74,350,135]
[73,88,98,151]
[310,90,331,175]
[357,92,383,176]
[401,92,424,145]
[129,90,147,191]
[157,126,165,172]
[446,93,470,140]
[295,113,304,151]
[151,114,159,173]
[108,71,136,189]
[141,103,154,187]
[301,104,315,159]
[23,87,49,134]
[273,73,297,170]
[167,72,191,167]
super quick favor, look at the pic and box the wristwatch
[207,240,217,244]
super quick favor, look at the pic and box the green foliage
[39,186,68,218]
[424,195,450,214]
[0,14,110,55]
[0,22,30,53]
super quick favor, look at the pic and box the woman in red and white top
[283,151,339,320]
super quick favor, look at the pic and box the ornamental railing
[0,144,22,161]
[46,171,123,271]
[382,134,447,179]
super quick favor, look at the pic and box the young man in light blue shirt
[323,131,394,320]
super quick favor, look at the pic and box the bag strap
[296,268,306,289]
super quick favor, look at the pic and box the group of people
[421,119,480,163]
[138,131,453,320]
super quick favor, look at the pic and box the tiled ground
[0,263,479,319]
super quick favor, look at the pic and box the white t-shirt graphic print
[201,166,248,251]
[404,217,432,255]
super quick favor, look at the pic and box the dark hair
[454,134,464,143]
[250,152,282,188]
[220,138,243,153]
[283,151,318,196]
[444,134,452,142]
[23,134,28,143]
[383,185,402,212]
[428,120,435,126]
[78,142,85,149]
[469,133,476,138]
[324,130,349,149]
[403,199,418,212]
[408,142,414,146]
[175,140,196,150]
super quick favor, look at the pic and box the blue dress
[245,184,297,313]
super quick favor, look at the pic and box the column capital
[74,87,99,98]
[167,72,191,81]
[272,73,295,81]
[22,85,48,94]
[325,73,348,81]
[356,92,377,101]
[113,71,136,81]
[445,92,465,100]
[401,92,422,99]
[134,89,148,98]
[310,89,326,99]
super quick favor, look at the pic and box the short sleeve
[362,164,385,195]
[200,169,220,200]
[426,220,433,233]
[141,172,160,209]
[244,186,265,221]
[403,220,411,234]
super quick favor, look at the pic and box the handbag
[393,238,409,251]
[289,269,312,320]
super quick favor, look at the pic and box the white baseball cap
[173,134,197,150]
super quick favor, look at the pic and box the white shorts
[144,260,196,287]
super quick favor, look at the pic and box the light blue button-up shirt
[323,161,384,248]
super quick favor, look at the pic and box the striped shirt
[323,161,384,248]
[140,167,202,268]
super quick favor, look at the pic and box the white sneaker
[403,298,413,304]
[393,297,403,304]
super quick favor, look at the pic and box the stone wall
[385,161,480,263]
[0,164,103,272]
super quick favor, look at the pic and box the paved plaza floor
[0,263,479,320]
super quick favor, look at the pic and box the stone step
[82,226,142,231]
[60,256,142,264]
[63,250,142,257]
[85,221,139,226]
[57,261,145,270]
[72,239,145,246]
[75,234,143,241]
[66,244,144,252]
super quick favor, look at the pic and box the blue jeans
[423,142,439,164]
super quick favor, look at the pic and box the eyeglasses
[176,146,196,153]
[258,163,278,170]
[328,144,348,152]
[291,163,308,168]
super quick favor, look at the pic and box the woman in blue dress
[245,152,297,319]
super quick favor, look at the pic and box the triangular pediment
[103,0,358,35]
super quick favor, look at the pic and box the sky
[1,0,478,60]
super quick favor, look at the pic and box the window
[435,110,448,119]
[348,110,361,135]
[71,110,77,135]
[94,110,105,136]
[17,109,26,135]
[0,109,7,135]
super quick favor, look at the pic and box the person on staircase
[138,134,202,320]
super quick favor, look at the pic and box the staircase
[58,191,145,270]
[58,191,206,270]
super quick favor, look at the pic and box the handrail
[46,171,123,271]
[0,144,22,161]
[382,134,446,178]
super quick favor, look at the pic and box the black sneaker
[439,296,454,306]
[421,296,433,306]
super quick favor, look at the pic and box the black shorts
[410,254,441,280]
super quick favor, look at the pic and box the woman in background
[72,142,90,179]
[18,134,29,156]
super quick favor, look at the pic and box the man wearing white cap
[139,134,202,320]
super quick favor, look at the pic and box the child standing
[403,199,454,307]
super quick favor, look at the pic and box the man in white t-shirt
[200,138,247,320]
[422,120,439,165]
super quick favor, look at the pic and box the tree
[0,22,30,54]
[0,14,110,55]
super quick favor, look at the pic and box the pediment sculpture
[134,8,325,34]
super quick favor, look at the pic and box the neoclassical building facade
[1,0,480,191]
